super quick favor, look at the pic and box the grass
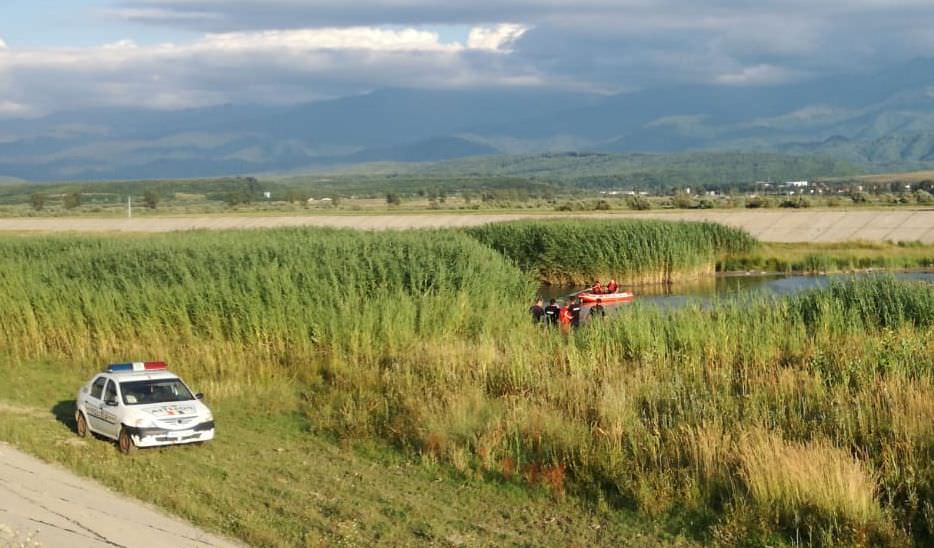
[737,431,888,544]
[466,219,757,284]
[0,225,932,546]
[0,360,682,547]
[722,241,934,274]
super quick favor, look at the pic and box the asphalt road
[0,209,933,242]
[0,441,237,548]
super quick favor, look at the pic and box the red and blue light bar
[106,361,168,373]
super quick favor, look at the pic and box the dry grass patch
[737,430,894,543]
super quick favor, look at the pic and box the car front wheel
[75,411,88,438]
[118,427,137,455]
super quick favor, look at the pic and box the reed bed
[0,226,931,545]
[466,219,757,284]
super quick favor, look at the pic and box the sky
[2,0,934,117]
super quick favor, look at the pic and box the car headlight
[133,417,156,428]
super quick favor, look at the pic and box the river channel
[538,271,934,318]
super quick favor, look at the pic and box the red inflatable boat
[578,291,635,303]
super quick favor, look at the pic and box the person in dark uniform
[569,296,583,329]
[530,298,545,323]
[589,298,606,319]
[544,298,561,326]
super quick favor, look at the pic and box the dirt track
[0,441,238,547]
[1,209,933,242]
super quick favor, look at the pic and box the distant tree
[671,191,695,209]
[915,190,933,204]
[286,190,305,204]
[594,199,612,211]
[330,195,342,207]
[143,190,160,209]
[63,192,82,210]
[386,192,402,206]
[224,191,252,207]
[850,191,871,204]
[30,192,47,211]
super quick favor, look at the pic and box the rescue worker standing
[590,298,606,319]
[569,296,583,329]
[530,298,545,323]
[559,301,573,334]
[544,299,561,327]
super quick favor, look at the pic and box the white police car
[75,362,214,454]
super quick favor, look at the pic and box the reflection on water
[537,271,934,317]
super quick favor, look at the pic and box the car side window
[104,380,118,404]
[90,376,107,400]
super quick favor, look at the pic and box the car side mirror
[105,399,119,407]
[195,393,204,400]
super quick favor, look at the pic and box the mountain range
[3,58,934,181]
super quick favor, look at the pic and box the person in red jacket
[591,280,603,294]
[558,302,573,334]
[606,279,619,294]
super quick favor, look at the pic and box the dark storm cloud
[109,0,934,88]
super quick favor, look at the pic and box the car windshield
[120,379,194,406]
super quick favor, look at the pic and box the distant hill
[2,59,934,181]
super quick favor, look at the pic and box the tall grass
[466,219,757,284]
[723,241,934,274]
[0,226,931,545]
[0,229,533,393]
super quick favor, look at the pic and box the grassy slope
[0,359,684,547]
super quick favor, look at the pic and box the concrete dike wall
[0,209,932,243]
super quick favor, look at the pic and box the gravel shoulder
[0,440,239,548]
[0,209,932,242]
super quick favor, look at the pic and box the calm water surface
[538,271,934,318]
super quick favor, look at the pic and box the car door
[84,375,109,434]
[98,379,122,438]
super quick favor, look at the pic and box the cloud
[0,26,547,117]
[0,37,6,49]
[109,1,934,86]
[467,24,528,52]
[7,1,934,117]
[715,64,802,86]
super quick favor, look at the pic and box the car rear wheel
[118,427,137,455]
[75,411,88,438]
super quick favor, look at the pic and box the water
[537,271,934,318]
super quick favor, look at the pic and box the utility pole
[128,195,132,219]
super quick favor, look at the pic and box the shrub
[745,196,773,208]
[779,196,812,208]
[625,195,651,210]
[63,192,82,209]
[671,192,695,209]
